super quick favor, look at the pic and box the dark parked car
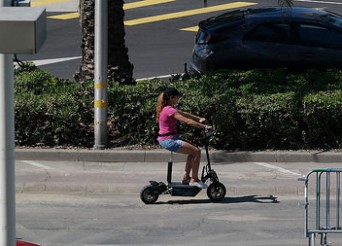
[190,7,342,74]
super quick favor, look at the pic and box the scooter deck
[169,182,202,197]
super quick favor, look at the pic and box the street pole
[0,0,16,244]
[94,0,108,150]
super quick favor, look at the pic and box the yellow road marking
[48,0,176,20]
[124,2,257,26]
[124,0,175,10]
[180,26,199,32]
[31,0,71,7]
[49,12,79,20]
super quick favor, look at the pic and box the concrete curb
[15,149,342,163]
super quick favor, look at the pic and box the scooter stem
[204,131,211,169]
[167,152,173,184]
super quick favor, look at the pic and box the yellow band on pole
[94,100,108,108]
[94,83,108,89]
[94,120,107,126]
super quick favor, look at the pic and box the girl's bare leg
[177,141,201,181]
[182,155,192,181]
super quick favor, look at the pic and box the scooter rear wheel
[207,182,226,202]
[140,185,159,204]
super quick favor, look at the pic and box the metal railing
[299,168,342,246]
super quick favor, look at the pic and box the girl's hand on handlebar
[199,118,206,123]
[204,125,213,137]
[205,125,212,131]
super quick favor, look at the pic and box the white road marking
[136,73,183,81]
[27,56,81,66]
[21,56,178,81]
[253,162,302,176]
[21,160,54,170]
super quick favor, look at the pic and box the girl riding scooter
[156,88,212,189]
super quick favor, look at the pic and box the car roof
[198,7,342,32]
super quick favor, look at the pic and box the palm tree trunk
[76,0,134,85]
[108,0,134,85]
[278,0,294,7]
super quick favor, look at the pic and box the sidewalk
[15,148,342,196]
[15,158,309,197]
[15,148,342,163]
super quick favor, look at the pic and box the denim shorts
[158,135,183,152]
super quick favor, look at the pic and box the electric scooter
[140,129,226,204]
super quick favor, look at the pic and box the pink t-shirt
[157,106,178,141]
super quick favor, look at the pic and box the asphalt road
[15,159,342,245]
[20,0,342,80]
[16,193,306,246]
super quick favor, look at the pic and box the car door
[292,23,342,69]
[241,22,298,68]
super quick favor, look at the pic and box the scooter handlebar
[204,126,213,137]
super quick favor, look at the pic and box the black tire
[207,182,226,202]
[140,185,159,204]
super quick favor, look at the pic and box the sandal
[189,180,208,189]
[181,177,191,184]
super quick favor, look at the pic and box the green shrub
[233,93,301,149]
[14,64,93,147]
[13,64,342,150]
[107,79,169,146]
[303,91,342,148]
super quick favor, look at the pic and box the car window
[324,11,342,29]
[195,30,207,44]
[243,23,292,44]
[296,24,342,49]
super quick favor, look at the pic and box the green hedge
[14,64,93,147]
[13,64,342,150]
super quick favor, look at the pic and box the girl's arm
[177,110,206,123]
[174,111,211,129]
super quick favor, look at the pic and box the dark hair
[156,88,181,123]
[163,88,181,97]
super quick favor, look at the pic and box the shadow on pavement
[156,194,279,205]
[225,194,279,203]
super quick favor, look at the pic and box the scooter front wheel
[207,182,226,202]
[140,185,159,204]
